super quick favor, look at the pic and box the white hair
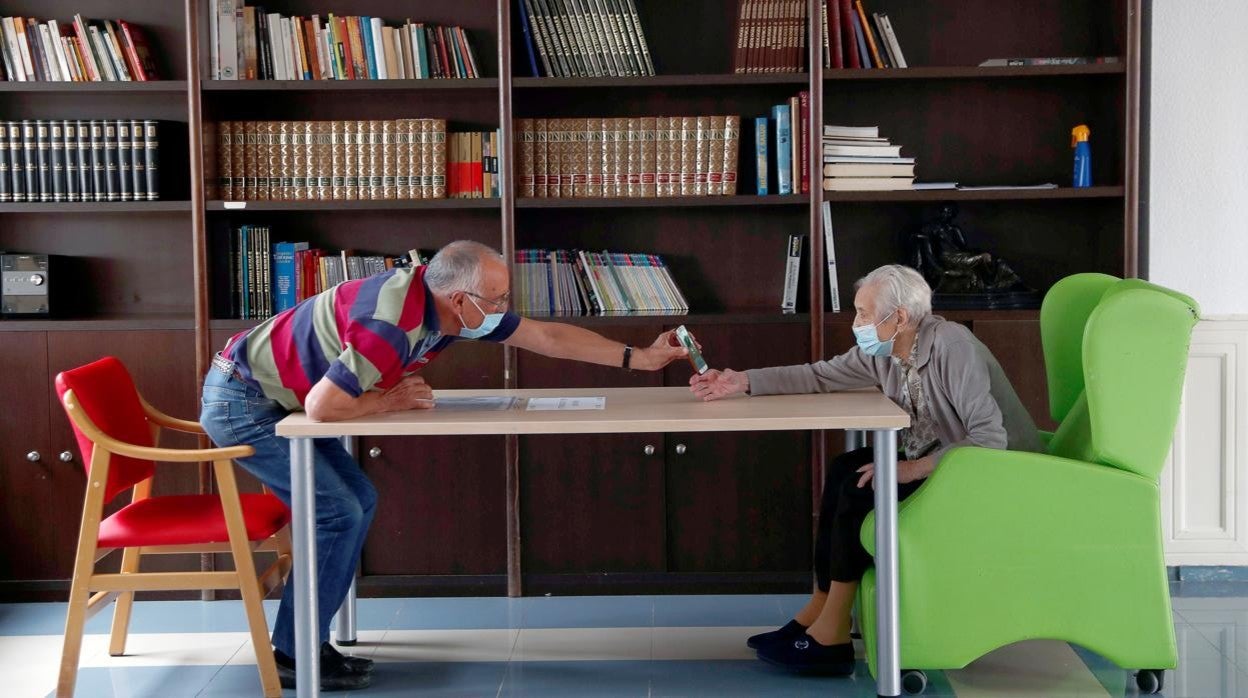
[854,264,932,322]
[424,241,504,294]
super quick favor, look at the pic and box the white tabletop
[275,386,909,437]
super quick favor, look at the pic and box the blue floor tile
[389,596,524,630]
[500,660,649,697]
[361,661,508,697]
[53,665,223,698]
[649,659,890,697]
[520,595,653,629]
[335,597,407,633]
[0,600,279,636]
[651,594,788,627]
[1170,581,1248,598]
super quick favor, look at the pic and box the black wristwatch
[622,345,633,370]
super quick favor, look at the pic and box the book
[822,201,840,312]
[772,103,792,195]
[823,143,902,157]
[822,176,913,191]
[978,56,1120,67]
[824,162,914,177]
[781,234,803,313]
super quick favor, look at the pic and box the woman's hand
[855,455,935,488]
[689,369,749,401]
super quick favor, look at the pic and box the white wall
[1148,0,1248,317]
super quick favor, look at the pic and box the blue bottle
[1071,125,1092,188]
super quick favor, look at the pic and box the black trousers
[814,447,923,591]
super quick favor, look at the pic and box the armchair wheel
[901,669,927,695]
[1135,669,1165,694]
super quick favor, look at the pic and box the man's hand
[855,455,935,489]
[379,375,435,412]
[689,368,749,401]
[630,330,689,371]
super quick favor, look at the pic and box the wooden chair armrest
[63,389,254,463]
[140,396,206,434]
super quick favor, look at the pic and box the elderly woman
[689,264,1044,674]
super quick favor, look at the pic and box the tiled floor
[3,582,1244,697]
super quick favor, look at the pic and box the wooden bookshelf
[0,0,1144,601]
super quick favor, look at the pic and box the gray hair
[854,265,932,322]
[424,240,504,294]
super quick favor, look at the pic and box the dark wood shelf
[517,194,807,209]
[822,186,1124,202]
[0,315,195,332]
[513,73,809,88]
[202,78,497,92]
[0,80,189,93]
[825,309,1040,323]
[0,201,192,213]
[529,312,811,327]
[206,199,500,211]
[823,64,1125,81]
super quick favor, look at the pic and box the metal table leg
[290,436,320,698]
[845,428,867,452]
[334,437,358,646]
[873,429,901,697]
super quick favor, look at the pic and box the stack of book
[0,15,161,82]
[822,124,914,191]
[0,119,159,203]
[214,119,503,201]
[821,0,906,69]
[228,226,429,319]
[516,0,654,78]
[516,116,740,198]
[752,91,811,195]
[732,0,810,73]
[515,249,689,316]
[210,5,481,80]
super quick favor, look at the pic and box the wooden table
[276,387,910,697]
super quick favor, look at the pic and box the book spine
[734,0,749,73]
[517,118,535,198]
[7,123,22,202]
[339,119,356,199]
[430,119,447,198]
[624,117,640,197]
[881,14,906,68]
[855,0,884,68]
[781,234,801,312]
[828,0,843,68]
[34,120,50,201]
[62,120,77,202]
[290,120,306,199]
[367,120,383,199]
[798,91,809,194]
[652,116,668,198]
[406,119,419,199]
[840,0,859,69]
[74,120,91,199]
[381,119,396,199]
[115,120,132,201]
[679,116,696,196]
[130,118,145,201]
[722,115,740,195]
[0,123,9,202]
[706,115,724,197]
[50,121,65,202]
[521,0,553,77]
[20,121,34,198]
[692,116,709,196]
[86,120,102,201]
[219,0,239,79]
[754,116,768,195]
[304,121,317,199]
[773,104,792,194]
[822,200,840,312]
[533,118,548,198]
[143,120,159,200]
[639,116,657,197]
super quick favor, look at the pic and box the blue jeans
[200,368,377,656]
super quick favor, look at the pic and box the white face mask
[457,294,505,339]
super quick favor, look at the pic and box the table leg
[872,429,901,697]
[845,429,867,452]
[333,437,358,646]
[291,436,320,698]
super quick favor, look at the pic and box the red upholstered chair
[54,357,291,698]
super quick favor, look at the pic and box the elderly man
[201,240,687,691]
[690,264,1043,674]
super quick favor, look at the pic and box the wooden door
[0,333,57,581]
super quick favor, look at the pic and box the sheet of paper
[526,397,606,411]
[433,397,518,411]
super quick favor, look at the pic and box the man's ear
[895,307,910,330]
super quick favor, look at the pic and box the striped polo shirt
[223,266,519,410]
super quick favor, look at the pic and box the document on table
[433,397,518,411]
[526,397,607,411]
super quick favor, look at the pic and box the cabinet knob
[643,444,655,456]
[368,447,382,459]
[59,451,74,463]
[26,451,41,462]
[675,443,687,455]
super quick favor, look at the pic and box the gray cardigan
[745,315,1044,463]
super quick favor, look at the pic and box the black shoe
[273,646,374,691]
[756,632,855,675]
[323,641,374,674]
[746,619,808,650]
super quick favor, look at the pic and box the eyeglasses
[465,291,510,312]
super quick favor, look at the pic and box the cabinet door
[664,323,812,573]
[360,435,507,576]
[969,319,1055,431]
[47,330,200,578]
[0,333,57,581]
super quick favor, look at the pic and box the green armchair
[856,275,1199,694]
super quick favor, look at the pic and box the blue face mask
[458,294,505,339]
[852,309,899,357]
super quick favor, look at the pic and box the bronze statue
[909,203,1039,308]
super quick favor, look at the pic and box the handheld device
[674,325,709,374]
